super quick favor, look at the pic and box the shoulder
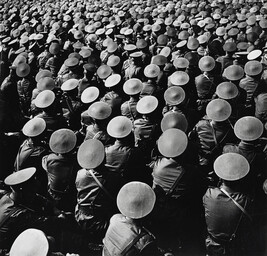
[204,187,221,198]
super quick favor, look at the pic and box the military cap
[105,74,121,88]
[34,90,55,109]
[88,101,112,120]
[164,86,185,106]
[123,78,143,95]
[144,64,160,78]
[77,139,105,169]
[234,116,263,141]
[214,153,249,181]
[151,55,167,66]
[49,128,77,154]
[216,82,238,100]
[10,229,49,256]
[247,49,262,61]
[224,65,244,81]
[170,71,189,86]
[158,128,188,158]
[244,61,262,76]
[5,167,36,187]
[157,34,168,46]
[161,112,188,133]
[97,65,112,79]
[107,116,132,138]
[173,57,189,69]
[198,56,215,72]
[22,118,46,137]
[136,96,158,114]
[16,63,30,77]
[187,38,199,50]
[117,182,156,219]
[206,99,232,122]
[61,78,79,91]
[223,42,237,52]
[37,77,55,91]
[81,87,99,104]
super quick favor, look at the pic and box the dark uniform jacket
[121,98,140,123]
[203,186,253,255]
[0,193,48,250]
[103,214,160,256]
[189,119,235,168]
[85,124,113,146]
[75,167,123,234]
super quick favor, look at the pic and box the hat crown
[88,101,112,119]
[234,116,263,141]
[161,112,188,132]
[214,153,249,181]
[49,129,77,154]
[206,99,232,121]
[77,139,105,169]
[158,128,188,157]
[107,116,132,138]
[117,182,156,219]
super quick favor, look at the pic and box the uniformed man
[102,182,161,256]
[121,78,142,123]
[203,153,254,256]
[75,139,123,241]
[42,128,77,212]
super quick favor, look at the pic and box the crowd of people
[0,0,267,255]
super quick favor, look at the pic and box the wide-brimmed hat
[35,70,53,83]
[117,181,156,219]
[123,78,143,95]
[173,57,189,69]
[5,167,36,186]
[214,153,249,181]
[88,101,112,120]
[107,116,132,138]
[81,87,99,104]
[164,86,185,105]
[124,44,137,52]
[105,74,121,87]
[247,49,262,60]
[216,82,239,100]
[22,118,46,137]
[161,112,188,132]
[64,57,79,68]
[49,42,60,55]
[234,116,263,141]
[144,64,160,78]
[34,90,55,108]
[16,63,30,77]
[77,139,105,169]
[206,99,232,122]
[107,55,120,67]
[224,65,244,81]
[37,77,55,91]
[169,71,189,86]
[136,96,158,114]
[198,56,215,72]
[107,42,118,53]
[187,38,199,50]
[49,129,77,154]
[10,229,49,256]
[97,65,112,79]
[61,78,79,91]
[158,128,188,158]
[12,55,27,69]
[151,55,167,66]
[244,60,262,76]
